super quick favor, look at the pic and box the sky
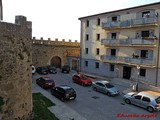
[2,0,160,41]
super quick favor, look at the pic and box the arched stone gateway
[50,56,61,68]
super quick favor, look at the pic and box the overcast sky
[2,0,160,41]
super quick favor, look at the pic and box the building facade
[79,2,160,87]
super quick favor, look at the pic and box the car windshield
[80,75,88,80]
[45,80,54,83]
[155,97,160,104]
[42,68,48,71]
[49,67,56,69]
[65,88,74,93]
[105,83,114,88]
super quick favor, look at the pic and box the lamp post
[136,65,140,91]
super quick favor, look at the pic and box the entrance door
[123,66,131,79]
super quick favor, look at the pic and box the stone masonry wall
[32,37,80,67]
[0,16,32,120]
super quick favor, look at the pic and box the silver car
[124,91,160,112]
[92,80,119,96]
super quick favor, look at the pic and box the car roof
[42,77,53,80]
[75,73,85,77]
[95,80,109,84]
[138,91,160,99]
[58,85,72,90]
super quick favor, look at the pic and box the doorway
[50,56,61,68]
[123,66,131,79]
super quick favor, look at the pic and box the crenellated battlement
[32,37,80,47]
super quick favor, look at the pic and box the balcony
[101,38,157,47]
[102,16,158,29]
[101,55,155,66]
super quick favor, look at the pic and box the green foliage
[0,96,4,112]
[32,93,59,120]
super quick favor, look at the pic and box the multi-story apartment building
[79,2,160,87]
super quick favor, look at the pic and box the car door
[96,82,106,93]
[131,95,142,106]
[54,87,63,98]
[141,96,151,108]
[38,78,43,86]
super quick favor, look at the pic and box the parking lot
[32,70,160,120]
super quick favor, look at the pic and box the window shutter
[149,29,154,37]
[107,32,111,39]
[106,48,110,55]
[136,12,142,19]
[117,15,120,21]
[136,31,141,38]
[149,10,155,18]
[148,50,153,59]
[135,49,140,55]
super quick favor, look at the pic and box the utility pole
[0,0,3,20]
[155,12,160,87]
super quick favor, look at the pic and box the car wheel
[60,97,65,102]
[106,92,111,96]
[93,87,97,91]
[147,106,154,113]
[81,83,84,86]
[125,99,131,104]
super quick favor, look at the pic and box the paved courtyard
[32,70,160,120]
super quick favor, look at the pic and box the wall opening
[50,56,61,68]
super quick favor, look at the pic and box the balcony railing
[102,16,158,29]
[101,55,155,66]
[101,38,157,46]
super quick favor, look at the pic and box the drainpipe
[79,21,82,72]
[155,13,160,87]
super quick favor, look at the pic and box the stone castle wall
[0,16,32,120]
[32,38,80,67]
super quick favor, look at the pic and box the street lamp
[136,65,140,91]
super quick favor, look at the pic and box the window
[96,82,105,87]
[112,16,117,21]
[134,95,142,100]
[142,96,150,102]
[112,33,116,39]
[140,68,146,77]
[85,61,88,67]
[96,48,100,55]
[111,49,116,56]
[85,48,88,54]
[86,34,89,41]
[142,11,150,18]
[110,64,114,71]
[141,31,149,37]
[97,18,100,26]
[86,20,89,27]
[96,34,100,41]
[95,62,99,68]
[141,50,148,58]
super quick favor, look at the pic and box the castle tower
[0,16,32,120]
[0,0,3,20]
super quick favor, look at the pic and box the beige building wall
[79,2,160,87]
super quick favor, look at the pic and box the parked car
[47,66,57,74]
[61,65,70,73]
[51,85,76,102]
[36,77,55,88]
[123,91,160,112]
[36,67,48,75]
[32,65,36,74]
[72,73,92,86]
[92,80,119,96]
